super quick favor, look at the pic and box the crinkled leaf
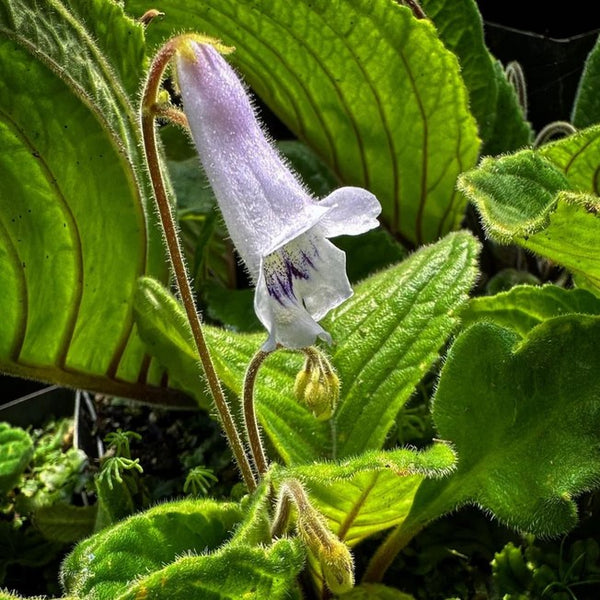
[459,147,600,292]
[61,498,243,599]
[135,233,479,464]
[572,32,600,128]
[462,284,600,336]
[0,0,195,405]
[0,422,33,494]
[126,0,480,245]
[115,538,305,600]
[421,0,532,155]
[403,316,600,539]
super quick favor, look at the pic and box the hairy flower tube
[176,39,381,350]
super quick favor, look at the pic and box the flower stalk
[140,35,256,492]
[242,349,272,477]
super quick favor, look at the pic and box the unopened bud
[294,349,340,420]
[321,540,355,595]
[291,480,355,594]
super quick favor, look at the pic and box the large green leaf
[0,0,192,405]
[459,146,600,292]
[135,232,480,464]
[421,0,532,155]
[125,0,480,245]
[367,315,600,580]
[328,231,480,457]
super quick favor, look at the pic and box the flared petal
[316,186,382,238]
[176,41,328,278]
[254,233,352,350]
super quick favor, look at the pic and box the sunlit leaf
[0,0,189,405]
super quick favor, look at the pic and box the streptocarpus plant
[2,1,600,599]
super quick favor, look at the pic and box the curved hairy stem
[140,36,256,492]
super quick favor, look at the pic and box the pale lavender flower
[176,40,381,350]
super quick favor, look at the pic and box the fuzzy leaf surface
[462,284,600,336]
[61,498,243,599]
[115,539,304,600]
[460,147,600,292]
[0,0,188,405]
[403,316,600,538]
[126,0,480,245]
[283,443,456,546]
[328,231,480,457]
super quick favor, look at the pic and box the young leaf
[0,423,33,494]
[367,315,600,580]
[459,147,600,292]
[0,0,187,405]
[115,538,304,600]
[60,498,243,599]
[462,284,600,336]
[421,0,532,155]
[126,0,480,245]
[572,32,600,128]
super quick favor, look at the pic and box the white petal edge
[316,187,382,238]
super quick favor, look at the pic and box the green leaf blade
[462,284,600,336]
[331,231,480,457]
[415,316,600,536]
[572,32,600,129]
[0,0,188,404]
[421,0,532,155]
[115,539,304,600]
[61,498,243,599]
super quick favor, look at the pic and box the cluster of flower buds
[293,348,340,420]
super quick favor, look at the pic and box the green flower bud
[294,349,340,420]
[291,479,355,594]
[320,540,355,595]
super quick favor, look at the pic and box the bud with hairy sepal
[279,478,354,594]
[294,348,340,420]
